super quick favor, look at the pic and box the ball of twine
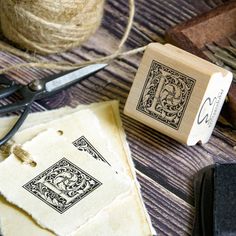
[0,0,105,54]
[0,0,151,74]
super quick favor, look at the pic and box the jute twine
[0,0,147,74]
[1,0,105,54]
[13,145,37,167]
[0,141,36,166]
[0,130,63,166]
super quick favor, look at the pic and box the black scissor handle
[0,75,36,146]
[0,75,19,99]
[0,75,15,86]
[0,80,40,146]
[0,104,31,146]
[0,84,20,99]
[0,99,30,114]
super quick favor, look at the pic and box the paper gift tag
[0,129,130,236]
[0,195,54,236]
[11,103,125,172]
[0,101,155,235]
[0,188,152,236]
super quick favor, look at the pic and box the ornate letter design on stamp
[137,60,196,129]
[23,158,102,214]
[72,136,110,165]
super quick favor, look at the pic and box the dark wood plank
[137,171,194,236]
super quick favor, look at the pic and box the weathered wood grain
[0,0,234,235]
[137,171,194,236]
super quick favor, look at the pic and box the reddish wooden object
[165,1,236,127]
[166,1,236,58]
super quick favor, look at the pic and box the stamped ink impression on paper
[73,136,110,165]
[23,158,102,214]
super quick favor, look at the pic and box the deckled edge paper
[110,101,156,235]
[0,101,156,235]
[0,195,54,236]
[0,129,131,236]
[0,107,72,161]
[83,101,156,235]
[0,211,2,236]
[11,104,125,172]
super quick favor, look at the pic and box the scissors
[0,63,107,146]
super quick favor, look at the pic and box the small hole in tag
[57,130,64,135]
[197,141,203,145]
[30,161,37,167]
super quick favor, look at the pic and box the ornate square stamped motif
[137,60,196,129]
[23,158,102,214]
[72,136,110,165]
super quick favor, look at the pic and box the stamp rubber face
[23,158,102,214]
[136,60,196,130]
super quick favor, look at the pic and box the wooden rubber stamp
[124,43,232,145]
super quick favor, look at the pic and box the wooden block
[124,43,232,145]
[165,1,236,59]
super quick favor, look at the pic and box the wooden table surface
[0,0,235,235]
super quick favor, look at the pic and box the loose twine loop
[0,0,147,74]
[0,130,64,166]
[1,0,105,55]
[0,141,36,167]
[13,145,37,167]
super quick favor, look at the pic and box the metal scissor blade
[45,63,107,92]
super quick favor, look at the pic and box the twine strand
[13,145,36,167]
[0,41,40,62]
[117,0,135,51]
[0,141,36,166]
[0,140,15,158]
[0,46,147,74]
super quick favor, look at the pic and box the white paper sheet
[0,101,155,236]
[0,130,130,236]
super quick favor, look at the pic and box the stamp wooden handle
[124,43,233,145]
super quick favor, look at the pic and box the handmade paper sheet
[0,101,155,235]
[0,129,130,236]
